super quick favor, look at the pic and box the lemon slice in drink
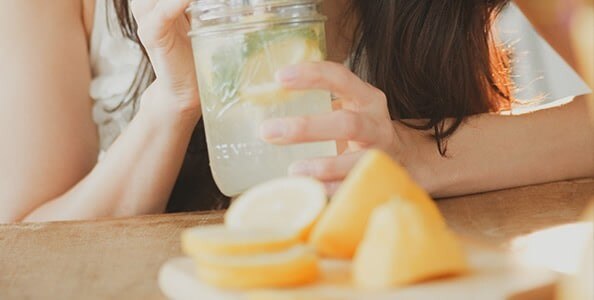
[241,82,288,105]
[194,244,319,289]
[240,33,323,105]
[181,225,300,257]
[225,177,327,240]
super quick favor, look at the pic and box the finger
[275,61,382,107]
[288,151,365,182]
[331,99,350,153]
[260,110,382,145]
[136,0,192,47]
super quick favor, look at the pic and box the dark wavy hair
[349,0,512,154]
[109,0,512,211]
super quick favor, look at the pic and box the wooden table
[1,179,593,300]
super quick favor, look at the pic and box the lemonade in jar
[187,0,336,196]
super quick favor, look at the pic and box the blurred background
[516,0,593,86]
[499,0,593,113]
[499,0,594,118]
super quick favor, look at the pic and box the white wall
[496,3,590,114]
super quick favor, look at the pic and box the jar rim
[188,0,323,11]
[187,0,326,35]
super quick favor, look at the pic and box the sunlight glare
[510,222,593,274]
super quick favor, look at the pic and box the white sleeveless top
[89,0,143,152]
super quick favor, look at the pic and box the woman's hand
[260,61,407,194]
[131,0,200,123]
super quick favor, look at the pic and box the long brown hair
[349,0,512,154]
[109,0,512,210]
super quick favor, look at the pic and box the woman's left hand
[131,0,201,122]
[260,61,404,194]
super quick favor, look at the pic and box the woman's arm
[0,0,198,223]
[405,96,594,197]
[422,0,593,196]
[21,85,198,222]
[261,62,594,197]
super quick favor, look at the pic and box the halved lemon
[194,244,319,289]
[181,225,299,257]
[225,177,327,240]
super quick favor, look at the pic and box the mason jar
[187,0,336,196]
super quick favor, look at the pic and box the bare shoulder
[0,1,86,41]
[0,0,98,221]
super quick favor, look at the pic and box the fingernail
[289,161,311,176]
[260,120,286,141]
[275,66,299,82]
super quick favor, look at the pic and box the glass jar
[187,0,336,196]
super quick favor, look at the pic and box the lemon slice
[194,244,319,289]
[240,82,288,105]
[225,177,327,240]
[181,225,299,257]
[240,35,323,105]
[244,37,319,83]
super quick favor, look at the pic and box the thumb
[133,0,192,50]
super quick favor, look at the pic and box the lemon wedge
[181,225,299,257]
[309,150,444,259]
[353,198,467,289]
[194,244,319,289]
[225,177,327,240]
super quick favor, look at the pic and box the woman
[0,0,592,223]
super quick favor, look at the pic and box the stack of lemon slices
[181,177,327,289]
[181,150,468,291]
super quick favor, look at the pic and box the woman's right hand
[131,0,201,123]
